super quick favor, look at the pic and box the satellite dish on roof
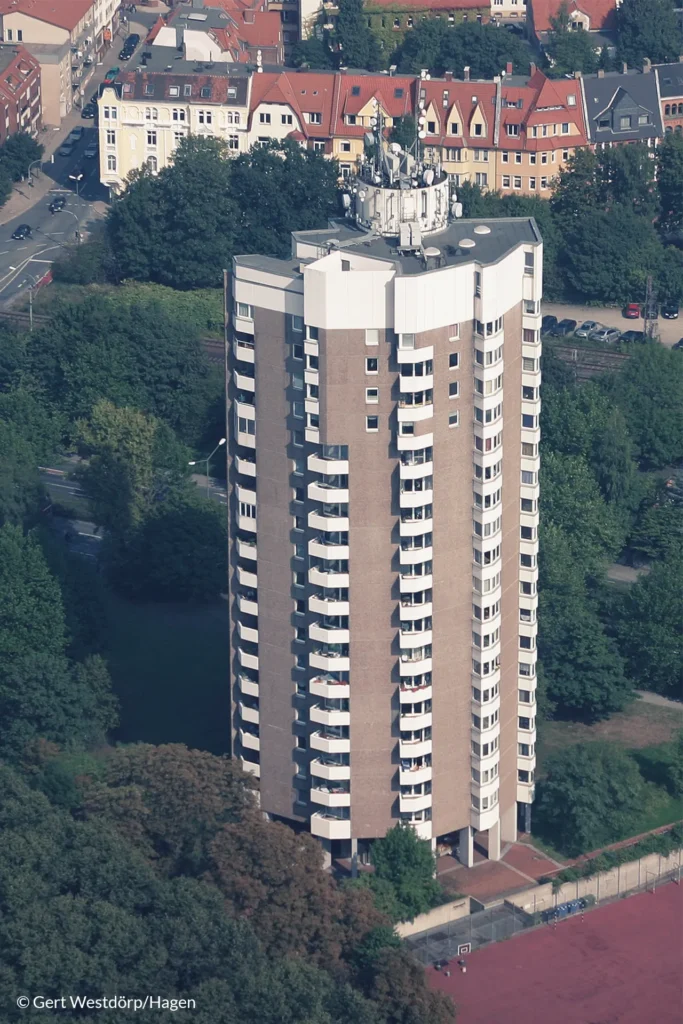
[342,193,351,209]
[459,238,476,248]
[474,224,491,234]
[453,202,463,218]
[423,168,434,185]
[418,130,426,139]
[424,246,440,257]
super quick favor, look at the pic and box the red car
[624,303,640,319]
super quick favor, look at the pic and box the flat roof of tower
[291,217,541,276]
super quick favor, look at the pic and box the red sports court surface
[429,884,683,1024]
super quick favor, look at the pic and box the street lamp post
[69,170,85,196]
[189,438,226,498]
[28,158,42,186]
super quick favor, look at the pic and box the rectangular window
[365,357,378,374]
[561,122,569,134]
[475,173,488,187]
[514,175,522,189]
[449,353,459,368]
[365,387,379,403]
[147,130,157,146]
[228,135,239,151]
[308,112,322,124]
[106,129,115,145]
[448,411,459,428]
[260,112,271,124]
[524,252,534,274]
[172,109,185,122]
[107,154,116,171]
[449,381,459,398]
[366,415,379,432]
[281,114,293,125]
[529,177,537,190]
[292,315,304,333]
[502,174,510,188]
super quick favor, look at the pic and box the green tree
[290,35,335,68]
[0,421,44,527]
[560,206,664,304]
[590,407,638,507]
[603,344,683,468]
[598,143,658,219]
[366,949,456,1024]
[658,131,683,231]
[545,1,598,76]
[533,743,648,856]
[0,130,43,181]
[617,0,683,66]
[335,0,382,69]
[108,488,228,603]
[616,555,683,698]
[628,491,683,563]
[395,20,528,78]
[390,115,417,151]
[367,823,444,921]
[658,246,683,304]
[550,147,601,221]
[667,731,683,798]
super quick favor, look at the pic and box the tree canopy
[616,555,683,699]
[394,20,529,78]
[545,2,598,77]
[617,0,683,66]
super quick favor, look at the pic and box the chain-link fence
[406,903,532,966]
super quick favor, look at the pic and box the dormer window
[427,120,435,133]
[168,85,179,97]
[598,117,610,129]
[506,123,519,136]
[567,94,576,106]
[474,123,483,136]
[144,83,154,96]
[184,84,193,97]
[201,86,211,98]
[638,113,649,125]
[395,87,404,98]
[351,86,361,96]
[450,121,459,134]
[619,115,631,129]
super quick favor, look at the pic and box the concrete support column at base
[523,802,531,834]
[320,838,332,870]
[459,825,474,867]
[488,818,501,862]
[501,800,518,843]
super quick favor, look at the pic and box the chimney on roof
[464,65,470,81]
[597,68,605,78]
[529,61,536,76]
[444,70,453,81]
[506,61,513,75]
[574,70,582,78]
[643,57,651,73]
[680,54,683,62]
[243,10,255,22]
[622,62,628,73]
[389,64,397,76]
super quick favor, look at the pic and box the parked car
[11,223,32,239]
[104,67,120,81]
[589,327,621,344]
[541,314,558,333]
[575,320,601,338]
[620,330,645,344]
[623,303,640,319]
[661,301,680,319]
[642,304,658,319]
[68,126,84,143]
[550,318,577,336]
[84,141,98,159]
[673,339,683,350]
[48,195,66,213]
[58,141,74,157]
[81,103,96,119]
[89,91,99,105]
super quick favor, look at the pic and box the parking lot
[542,302,682,348]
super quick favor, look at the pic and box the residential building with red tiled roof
[0,42,40,141]
[330,70,415,171]
[527,0,616,43]
[149,3,284,67]
[248,68,338,149]
[363,0,491,58]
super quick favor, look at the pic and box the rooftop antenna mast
[369,97,385,177]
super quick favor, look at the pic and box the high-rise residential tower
[228,162,541,867]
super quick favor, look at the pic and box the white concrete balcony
[234,339,254,363]
[309,566,350,589]
[399,629,433,649]
[310,757,351,781]
[399,546,433,565]
[400,517,434,537]
[234,313,254,335]
[517,782,535,804]
[310,675,350,699]
[308,481,349,504]
[398,737,432,759]
[310,786,351,808]
[397,345,434,363]
[399,763,432,786]
[399,488,433,508]
[399,683,433,703]
[521,428,541,448]
[304,339,319,357]
[399,710,432,731]
[309,595,350,617]
[400,460,434,480]
[239,701,260,726]
[399,792,432,814]
[238,648,259,671]
[236,565,258,588]
[398,403,433,423]
[397,431,433,451]
[310,731,351,755]
[308,510,350,532]
[234,399,255,422]
[471,777,500,804]
[304,368,319,386]
[309,540,350,561]
[399,655,432,677]
[399,601,433,621]
[235,454,256,477]
[470,805,499,833]
[234,370,255,393]
[238,675,259,698]
[400,573,433,593]
[240,728,260,751]
[399,374,434,392]
[240,757,260,778]
[237,621,259,645]
[309,622,350,645]
[471,748,500,776]
[236,539,257,562]
[308,453,349,475]
[309,650,350,672]
[238,514,257,534]
[305,398,319,417]
[236,426,256,449]
[411,820,433,841]
[310,704,351,728]
[238,595,258,616]
[310,812,351,840]
[237,484,257,506]
[306,427,320,444]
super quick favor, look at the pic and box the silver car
[590,327,621,344]
[575,320,602,338]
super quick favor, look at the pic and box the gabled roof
[582,69,663,141]
[0,0,93,32]
[114,69,250,106]
[250,70,337,137]
[419,79,496,145]
[529,0,617,33]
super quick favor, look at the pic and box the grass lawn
[536,699,683,773]
[103,590,230,755]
